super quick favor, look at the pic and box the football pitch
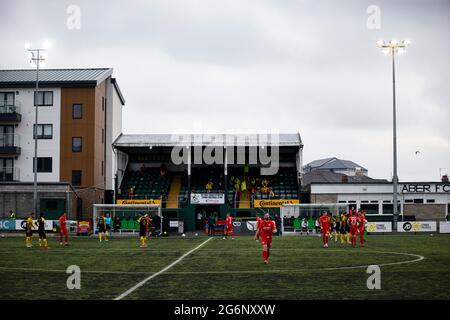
[0,234,449,300]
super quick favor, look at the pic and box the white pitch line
[0,266,154,275]
[163,251,425,274]
[113,237,213,300]
[0,250,424,276]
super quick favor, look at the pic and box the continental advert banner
[116,199,161,205]
[254,199,299,208]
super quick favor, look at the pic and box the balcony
[0,134,21,156]
[0,167,20,181]
[0,101,22,123]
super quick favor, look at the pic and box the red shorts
[321,228,330,235]
[260,236,272,247]
[350,227,358,236]
[358,228,365,235]
[226,225,233,233]
[60,227,67,234]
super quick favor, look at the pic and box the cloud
[0,0,448,181]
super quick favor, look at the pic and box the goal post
[92,204,162,235]
[280,203,349,235]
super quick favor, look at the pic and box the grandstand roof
[113,133,303,148]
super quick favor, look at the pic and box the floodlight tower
[25,40,51,218]
[376,39,411,230]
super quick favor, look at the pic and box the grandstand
[113,133,303,231]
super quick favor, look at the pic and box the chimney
[341,175,348,183]
[442,174,449,183]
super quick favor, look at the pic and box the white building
[0,68,124,218]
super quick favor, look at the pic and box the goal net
[280,203,349,234]
[92,204,162,235]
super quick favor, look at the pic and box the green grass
[0,234,449,300]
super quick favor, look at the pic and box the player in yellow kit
[25,212,34,248]
[36,213,49,250]
[340,212,348,244]
[138,214,149,248]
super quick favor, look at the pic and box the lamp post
[25,41,50,218]
[376,39,411,231]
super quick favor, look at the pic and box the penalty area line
[113,237,213,300]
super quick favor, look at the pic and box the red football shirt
[358,216,367,230]
[348,216,359,228]
[258,219,276,239]
[59,215,67,231]
[226,216,233,228]
[318,215,331,232]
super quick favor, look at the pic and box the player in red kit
[254,213,276,265]
[318,210,331,248]
[58,212,69,246]
[348,211,359,247]
[357,211,368,247]
[223,212,234,240]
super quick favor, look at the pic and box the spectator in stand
[140,164,146,174]
[206,179,213,193]
[161,193,168,208]
[241,178,247,193]
[261,179,269,194]
[128,186,134,199]
[269,189,276,198]
[234,177,240,192]
[160,163,167,177]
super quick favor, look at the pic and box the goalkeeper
[138,214,148,248]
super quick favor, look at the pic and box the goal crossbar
[92,204,162,234]
[280,203,349,235]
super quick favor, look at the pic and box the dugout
[112,133,303,231]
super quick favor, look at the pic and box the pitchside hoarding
[116,199,161,205]
[397,221,437,232]
[232,220,258,235]
[0,219,15,230]
[439,221,450,233]
[254,199,299,208]
[190,193,225,204]
[367,222,392,233]
[14,219,53,231]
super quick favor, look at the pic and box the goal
[92,204,162,235]
[280,203,349,235]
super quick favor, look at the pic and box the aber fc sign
[400,183,450,193]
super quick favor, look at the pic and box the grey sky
[1,0,449,181]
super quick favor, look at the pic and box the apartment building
[0,68,124,219]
